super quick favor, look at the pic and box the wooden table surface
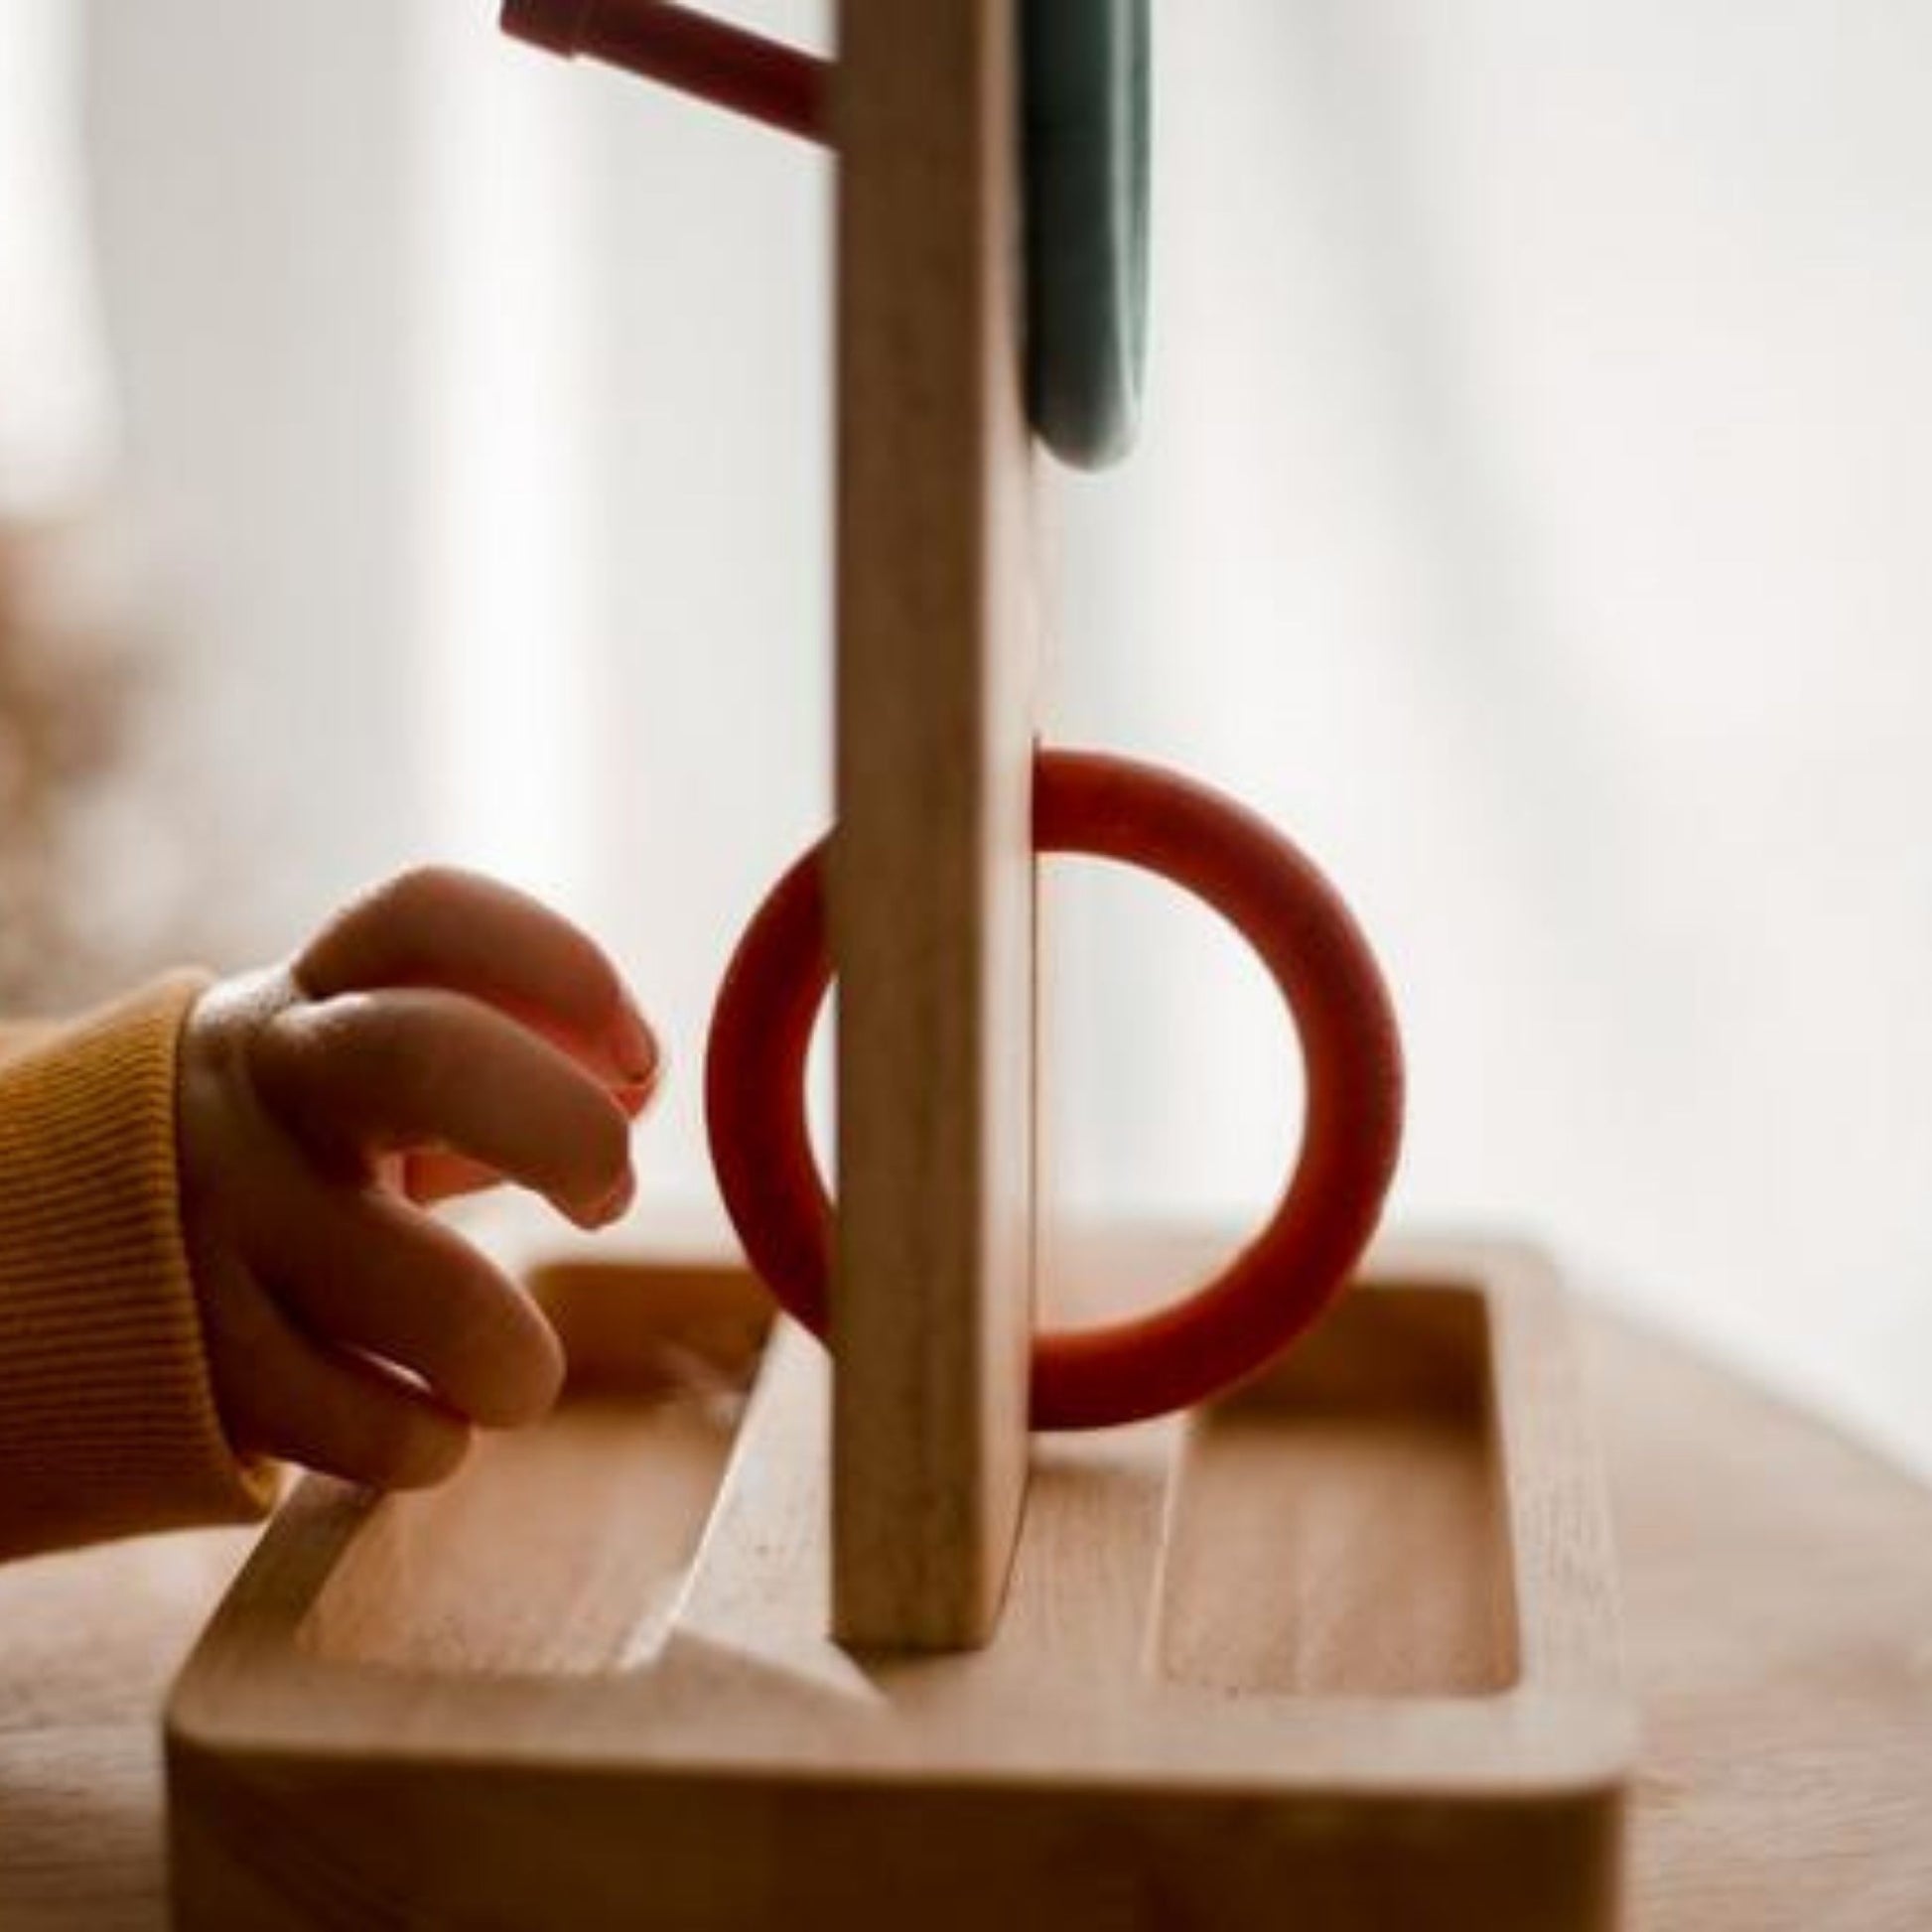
[3,1299,1929,1930]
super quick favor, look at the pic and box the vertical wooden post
[830,0,1039,1649]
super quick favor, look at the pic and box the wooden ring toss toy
[706,748,1405,1429]
[164,14,1633,1925]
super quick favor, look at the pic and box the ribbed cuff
[0,972,280,1560]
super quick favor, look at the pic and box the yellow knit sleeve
[0,973,280,1560]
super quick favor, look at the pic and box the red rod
[502,0,830,145]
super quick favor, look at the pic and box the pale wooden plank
[829,0,1040,1648]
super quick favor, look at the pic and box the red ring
[704,748,1404,1430]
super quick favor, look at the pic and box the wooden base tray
[166,1233,1632,1929]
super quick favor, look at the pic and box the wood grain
[830,0,1041,1649]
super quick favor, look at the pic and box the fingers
[254,988,634,1228]
[401,1077,656,1204]
[182,870,659,1497]
[199,1245,475,1490]
[246,1178,565,1428]
[293,865,658,1086]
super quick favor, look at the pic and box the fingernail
[615,1070,661,1117]
[608,991,659,1085]
[590,1167,636,1227]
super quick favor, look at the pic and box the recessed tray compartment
[1161,1283,1518,1698]
[298,1263,769,1677]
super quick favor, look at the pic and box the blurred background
[4,0,1929,1474]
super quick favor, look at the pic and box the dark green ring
[1023,0,1150,471]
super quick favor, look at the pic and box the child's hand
[176,868,658,1491]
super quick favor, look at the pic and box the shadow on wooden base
[166,1233,1631,1929]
